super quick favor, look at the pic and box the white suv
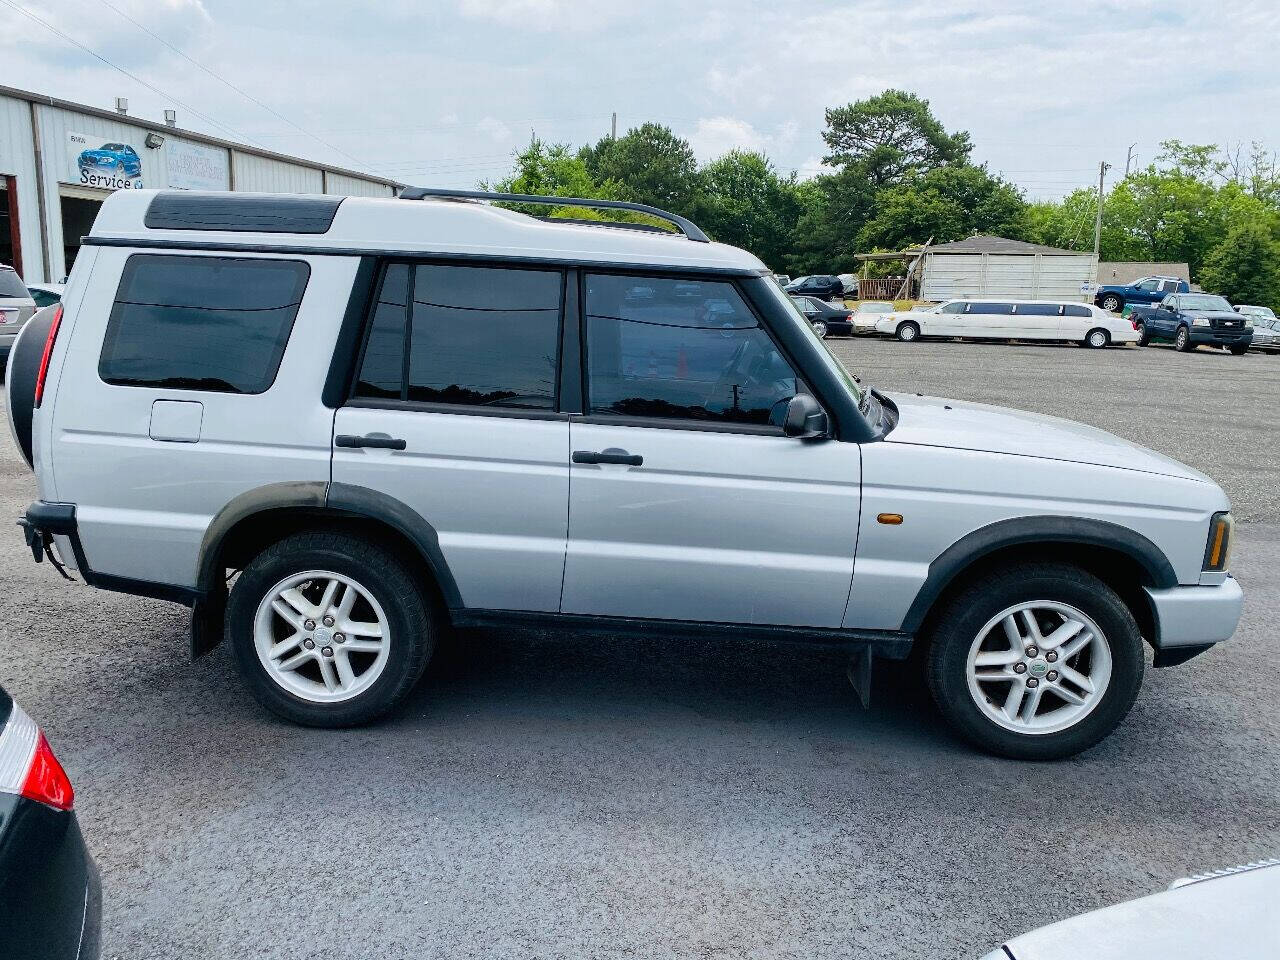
[8,188,1244,760]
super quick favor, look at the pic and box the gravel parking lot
[2,338,1277,960]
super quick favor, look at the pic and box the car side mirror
[783,394,828,440]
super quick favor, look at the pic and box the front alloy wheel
[926,562,1144,760]
[1175,325,1192,352]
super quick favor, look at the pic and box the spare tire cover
[5,304,57,469]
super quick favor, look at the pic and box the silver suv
[8,188,1244,760]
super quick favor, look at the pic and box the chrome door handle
[572,449,643,466]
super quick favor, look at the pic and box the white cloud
[477,117,513,143]
[688,117,767,162]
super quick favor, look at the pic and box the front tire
[925,562,1144,761]
[895,320,920,342]
[1175,325,1193,352]
[227,531,435,727]
[1100,295,1123,312]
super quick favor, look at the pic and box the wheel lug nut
[1013,662,1028,674]
[323,616,335,627]
[1046,651,1058,663]
[304,619,316,631]
[1025,645,1039,658]
[1026,677,1040,688]
[334,633,345,643]
[322,646,334,658]
[1047,670,1059,681]
[303,639,315,649]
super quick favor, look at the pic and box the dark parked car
[790,295,853,338]
[0,684,99,960]
[1094,275,1189,313]
[1130,293,1252,353]
[784,275,844,300]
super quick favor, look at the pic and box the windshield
[1179,294,1233,311]
[763,281,866,406]
[1241,306,1276,319]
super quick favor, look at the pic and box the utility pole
[1093,160,1112,262]
[1124,143,1137,177]
[611,112,617,140]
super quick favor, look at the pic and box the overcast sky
[2,0,1277,200]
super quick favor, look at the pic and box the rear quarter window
[99,254,310,394]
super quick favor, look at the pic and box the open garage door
[58,184,108,277]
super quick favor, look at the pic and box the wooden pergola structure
[853,241,930,301]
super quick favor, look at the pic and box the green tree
[785,168,877,275]
[857,165,1027,250]
[821,90,972,188]
[1200,218,1280,308]
[487,138,618,219]
[579,122,701,213]
[696,150,804,270]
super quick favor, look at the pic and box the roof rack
[397,186,710,243]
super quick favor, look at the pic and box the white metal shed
[919,236,1097,302]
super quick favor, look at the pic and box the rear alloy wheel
[811,320,828,339]
[1135,322,1149,346]
[1084,328,1109,348]
[1175,325,1193,352]
[926,562,1144,760]
[1100,295,1122,312]
[228,531,435,726]
[895,321,920,342]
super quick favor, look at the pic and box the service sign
[167,139,229,191]
[66,131,145,191]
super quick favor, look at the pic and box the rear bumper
[1144,577,1243,664]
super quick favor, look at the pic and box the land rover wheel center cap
[1028,660,1049,678]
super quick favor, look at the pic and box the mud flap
[846,645,875,709]
[190,583,227,658]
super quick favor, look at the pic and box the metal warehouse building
[0,84,400,284]
[919,235,1098,302]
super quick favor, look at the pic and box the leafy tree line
[486,90,1280,308]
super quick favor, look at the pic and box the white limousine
[875,299,1140,347]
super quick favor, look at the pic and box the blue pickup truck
[1094,276,1189,313]
[1129,292,1253,354]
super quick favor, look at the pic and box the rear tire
[1175,325,1193,352]
[1135,322,1149,346]
[1084,328,1109,348]
[925,562,1144,761]
[227,531,435,727]
[1100,295,1123,312]
[895,321,920,342]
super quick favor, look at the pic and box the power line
[0,0,259,146]
[89,0,373,170]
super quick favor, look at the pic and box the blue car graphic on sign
[78,142,142,178]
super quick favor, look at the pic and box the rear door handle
[335,434,407,451]
[572,449,643,466]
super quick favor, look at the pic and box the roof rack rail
[397,186,710,243]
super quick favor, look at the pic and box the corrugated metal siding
[232,153,323,193]
[0,95,42,280]
[323,172,395,198]
[921,253,1097,301]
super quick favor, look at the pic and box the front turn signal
[1203,512,1233,573]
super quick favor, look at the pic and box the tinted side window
[970,302,1015,314]
[1015,303,1060,316]
[1063,304,1091,317]
[354,263,563,410]
[100,254,309,394]
[585,275,800,427]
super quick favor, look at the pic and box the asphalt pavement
[1,337,1277,960]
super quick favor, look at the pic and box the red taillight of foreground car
[34,303,64,409]
[0,703,75,811]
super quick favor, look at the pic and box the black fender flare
[899,515,1178,634]
[196,481,462,609]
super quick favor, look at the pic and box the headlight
[1203,511,1234,572]
[1193,317,1210,327]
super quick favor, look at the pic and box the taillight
[0,702,75,811]
[34,303,64,408]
